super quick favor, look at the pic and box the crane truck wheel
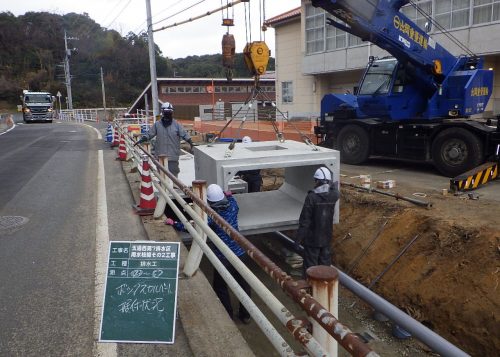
[336,124,370,164]
[431,128,483,177]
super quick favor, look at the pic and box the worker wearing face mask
[136,102,194,177]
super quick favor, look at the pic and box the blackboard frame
[99,241,180,344]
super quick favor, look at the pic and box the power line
[154,0,244,33]
[131,0,191,35]
[152,0,207,27]
[106,0,133,29]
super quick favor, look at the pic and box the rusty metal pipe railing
[152,180,305,357]
[150,169,330,356]
[128,134,377,357]
[274,231,471,357]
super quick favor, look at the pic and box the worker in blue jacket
[166,184,251,324]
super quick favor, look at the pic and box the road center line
[93,150,117,357]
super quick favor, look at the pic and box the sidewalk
[106,144,255,356]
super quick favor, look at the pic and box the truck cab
[21,91,55,123]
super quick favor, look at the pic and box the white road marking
[82,123,103,140]
[93,150,117,357]
[0,122,16,136]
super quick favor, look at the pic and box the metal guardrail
[117,124,377,357]
[59,108,128,122]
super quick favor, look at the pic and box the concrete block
[194,140,340,234]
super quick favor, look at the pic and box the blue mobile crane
[312,0,500,180]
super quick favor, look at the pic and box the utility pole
[145,0,159,120]
[100,67,107,122]
[64,30,78,110]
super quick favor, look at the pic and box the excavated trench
[330,188,499,356]
[261,169,499,356]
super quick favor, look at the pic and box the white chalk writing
[115,282,173,296]
[118,298,165,313]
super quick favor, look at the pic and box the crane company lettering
[393,15,428,50]
[470,87,489,97]
[100,241,180,343]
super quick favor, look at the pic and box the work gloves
[134,135,148,146]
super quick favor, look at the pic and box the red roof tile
[265,7,301,27]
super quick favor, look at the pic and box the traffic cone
[111,125,119,148]
[116,134,127,161]
[105,123,113,142]
[133,157,157,216]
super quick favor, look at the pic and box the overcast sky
[6,0,301,59]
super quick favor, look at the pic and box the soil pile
[335,188,500,356]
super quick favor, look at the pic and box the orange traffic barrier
[133,157,157,216]
[116,134,127,161]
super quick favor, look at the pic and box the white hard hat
[242,136,252,144]
[313,167,332,181]
[207,184,225,202]
[161,102,174,112]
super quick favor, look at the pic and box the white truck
[20,90,55,123]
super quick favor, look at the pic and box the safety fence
[112,122,377,357]
[59,108,128,122]
[108,122,471,357]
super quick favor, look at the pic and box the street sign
[56,91,62,97]
[99,241,180,343]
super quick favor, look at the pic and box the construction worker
[295,167,339,276]
[136,102,194,177]
[237,136,263,192]
[166,184,251,324]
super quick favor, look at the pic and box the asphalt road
[0,120,193,356]
[0,122,102,355]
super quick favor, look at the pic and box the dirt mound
[335,188,500,356]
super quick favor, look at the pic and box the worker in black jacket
[295,167,339,276]
[236,136,262,192]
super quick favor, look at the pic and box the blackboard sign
[99,241,180,343]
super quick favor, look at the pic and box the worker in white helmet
[136,102,195,177]
[166,183,251,323]
[237,136,263,192]
[295,166,339,276]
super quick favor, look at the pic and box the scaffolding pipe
[274,232,471,357]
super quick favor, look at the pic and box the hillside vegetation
[0,11,274,109]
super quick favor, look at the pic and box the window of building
[169,87,177,93]
[348,34,363,46]
[473,0,500,24]
[161,86,168,94]
[326,18,346,50]
[401,0,433,30]
[305,4,325,54]
[435,0,470,29]
[193,86,200,93]
[282,81,293,103]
